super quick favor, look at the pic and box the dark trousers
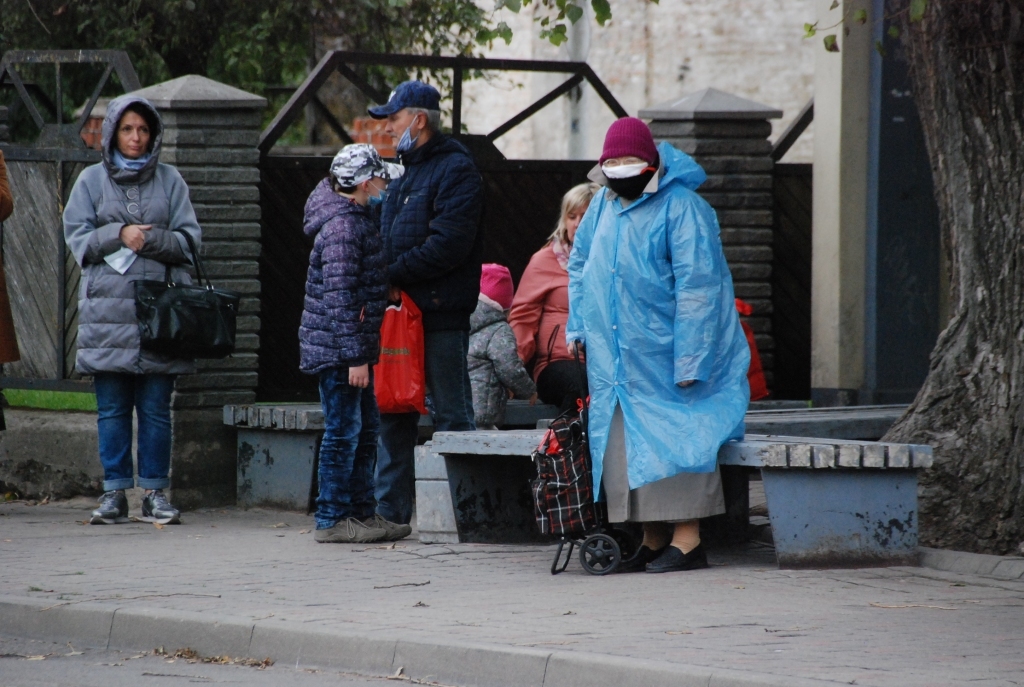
[537,360,588,412]
[315,367,380,529]
[376,329,475,524]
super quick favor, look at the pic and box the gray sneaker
[314,517,386,543]
[90,490,129,524]
[141,490,180,525]
[367,513,412,541]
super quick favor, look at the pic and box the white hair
[407,107,442,133]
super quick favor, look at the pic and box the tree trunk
[884,0,1024,554]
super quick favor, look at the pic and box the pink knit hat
[599,117,659,165]
[480,263,515,310]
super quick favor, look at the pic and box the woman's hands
[677,380,696,388]
[349,364,370,388]
[119,224,152,252]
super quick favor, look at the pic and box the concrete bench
[417,429,933,568]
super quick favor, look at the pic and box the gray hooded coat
[468,298,536,427]
[63,95,201,375]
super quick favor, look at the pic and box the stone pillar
[811,0,873,406]
[129,75,266,508]
[639,89,782,388]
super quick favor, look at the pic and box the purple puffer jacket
[299,179,388,374]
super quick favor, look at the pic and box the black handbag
[134,228,239,359]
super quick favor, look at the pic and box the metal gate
[256,52,624,402]
[0,51,141,391]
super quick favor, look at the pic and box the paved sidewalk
[2,499,1023,687]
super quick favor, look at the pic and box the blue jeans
[316,367,380,529]
[376,329,475,524]
[94,373,175,492]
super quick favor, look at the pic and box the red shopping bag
[375,292,428,414]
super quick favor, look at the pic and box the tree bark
[884,0,1024,554]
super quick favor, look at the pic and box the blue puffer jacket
[381,134,483,332]
[299,179,388,373]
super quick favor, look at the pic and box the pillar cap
[129,75,266,110]
[639,88,782,121]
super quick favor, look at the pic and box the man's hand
[388,285,402,303]
[119,224,151,252]
[349,364,370,388]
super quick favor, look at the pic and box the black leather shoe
[645,543,709,573]
[615,545,664,574]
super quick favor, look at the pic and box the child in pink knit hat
[468,264,537,429]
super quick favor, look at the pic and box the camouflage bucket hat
[329,144,401,188]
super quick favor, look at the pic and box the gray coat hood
[102,95,163,186]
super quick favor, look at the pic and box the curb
[0,595,839,687]
[918,546,1024,581]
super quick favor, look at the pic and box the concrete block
[188,186,261,203]
[0,596,114,646]
[175,372,259,391]
[0,409,102,499]
[991,559,1024,580]
[192,203,262,222]
[162,148,260,165]
[812,444,835,468]
[414,445,448,480]
[199,222,262,240]
[714,209,774,227]
[170,407,238,509]
[162,128,259,147]
[702,174,774,191]
[887,443,911,468]
[665,137,774,156]
[911,445,934,468]
[723,245,773,263]
[415,479,458,541]
[862,444,886,468]
[200,241,261,259]
[700,191,774,209]
[698,157,774,174]
[918,547,1001,576]
[727,263,772,280]
[649,119,773,139]
[720,228,774,245]
[787,444,811,467]
[160,110,262,128]
[248,622,396,674]
[175,167,262,185]
[393,638,549,687]
[837,444,861,468]
[203,260,260,278]
[732,282,772,298]
[109,607,253,656]
[762,444,787,467]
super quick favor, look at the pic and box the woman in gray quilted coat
[63,95,202,526]
[468,264,536,429]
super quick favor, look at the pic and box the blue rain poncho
[566,142,750,491]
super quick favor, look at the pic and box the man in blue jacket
[368,81,484,526]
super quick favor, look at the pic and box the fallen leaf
[734,586,746,589]
[412,601,428,607]
[562,610,575,615]
[65,643,83,656]
[666,630,693,635]
[271,522,290,529]
[275,534,285,537]
[39,496,50,505]
[153,522,165,530]
[299,529,310,534]
[26,655,47,660]
[3,539,11,542]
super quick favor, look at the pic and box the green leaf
[565,2,583,24]
[874,40,886,57]
[823,34,839,52]
[829,0,839,9]
[497,0,522,12]
[541,23,569,46]
[852,8,867,24]
[909,0,926,21]
[803,22,817,38]
[591,0,611,25]
[496,20,513,44]
[887,24,900,38]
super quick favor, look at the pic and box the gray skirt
[601,406,725,523]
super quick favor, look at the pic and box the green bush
[3,389,97,412]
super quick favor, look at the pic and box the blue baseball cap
[368,80,441,119]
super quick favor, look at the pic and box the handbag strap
[170,228,211,289]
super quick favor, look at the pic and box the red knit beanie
[599,117,658,165]
[480,263,515,310]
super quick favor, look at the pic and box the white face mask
[601,162,650,179]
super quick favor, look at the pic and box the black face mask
[606,169,656,200]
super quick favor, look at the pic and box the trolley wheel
[579,533,621,575]
[605,527,637,561]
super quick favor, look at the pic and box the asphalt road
[0,635,414,687]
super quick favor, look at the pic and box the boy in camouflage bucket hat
[330,143,403,190]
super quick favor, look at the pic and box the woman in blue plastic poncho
[566,118,750,573]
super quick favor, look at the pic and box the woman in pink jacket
[509,183,598,410]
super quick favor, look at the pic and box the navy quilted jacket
[299,179,388,373]
[381,134,483,332]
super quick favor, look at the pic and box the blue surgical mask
[396,123,419,154]
[368,187,386,207]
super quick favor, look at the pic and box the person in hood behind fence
[299,144,408,544]
[566,117,751,574]
[468,264,537,430]
[63,95,203,527]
